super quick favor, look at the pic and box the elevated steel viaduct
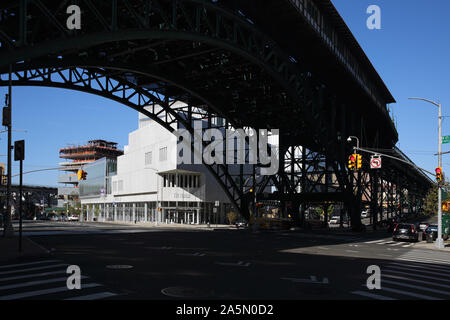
[0,0,433,230]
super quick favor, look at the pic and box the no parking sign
[370,156,382,169]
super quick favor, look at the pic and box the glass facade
[79,158,117,197]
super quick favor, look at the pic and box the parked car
[329,216,340,225]
[393,223,419,242]
[68,215,79,222]
[423,225,449,241]
[361,210,370,218]
[235,221,248,229]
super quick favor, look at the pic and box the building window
[145,151,152,165]
[159,147,167,162]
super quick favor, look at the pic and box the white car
[361,210,370,218]
[329,216,340,225]
[68,215,79,221]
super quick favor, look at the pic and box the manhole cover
[106,265,134,269]
[161,287,214,298]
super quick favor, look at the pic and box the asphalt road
[1,221,450,300]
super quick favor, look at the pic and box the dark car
[393,223,419,242]
[423,225,449,241]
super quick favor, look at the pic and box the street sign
[370,156,382,169]
[443,136,450,144]
[214,201,219,207]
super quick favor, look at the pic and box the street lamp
[409,97,444,249]
[347,136,360,151]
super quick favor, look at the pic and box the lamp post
[409,97,444,249]
[347,136,360,151]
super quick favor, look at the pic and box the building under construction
[58,140,123,198]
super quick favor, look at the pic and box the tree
[423,186,438,217]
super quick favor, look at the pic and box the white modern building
[80,102,234,224]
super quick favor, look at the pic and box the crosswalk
[0,259,118,300]
[352,260,450,300]
[364,239,415,248]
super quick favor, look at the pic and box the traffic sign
[370,156,382,169]
[443,136,450,144]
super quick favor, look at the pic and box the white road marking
[0,260,61,270]
[0,264,68,276]
[402,244,414,248]
[364,240,384,244]
[383,274,450,290]
[65,292,117,300]
[0,283,101,300]
[383,269,450,283]
[345,250,359,254]
[351,290,396,300]
[385,265,450,277]
[0,270,67,282]
[388,262,450,272]
[380,286,442,300]
[397,257,450,265]
[382,279,450,296]
[0,276,88,291]
[388,242,403,246]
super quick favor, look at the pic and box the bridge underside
[0,0,432,230]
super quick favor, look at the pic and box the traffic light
[442,201,449,212]
[77,170,87,181]
[436,167,442,183]
[14,140,25,161]
[348,154,356,170]
[356,154,362,170]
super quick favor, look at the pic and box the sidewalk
[412,240,450,252]
[0,235,50,263]
[93,220,237,231]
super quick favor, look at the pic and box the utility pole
[409,97,444,249]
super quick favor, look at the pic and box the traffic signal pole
[3,64,14,238]
[437,102,443,249]
[409,97,444,249]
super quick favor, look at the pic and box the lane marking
[382,279,450,296]
[351,290,396,300]
[0,260,61,270]
[0,264,68,276]
[0,276,88,291]
[383,274,450,290]
[0,283,101,300]
[65,292,117,300]
[380,286,442,300]
[388,262,450,272]
[385,265,450,278]
[388,242,403,247]
[364,240,384,244]
[0,270,67,282]
[384,269,450,283]
[397,257,450,265]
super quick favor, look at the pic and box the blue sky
[0,0,448,186]
[332,0,450,176]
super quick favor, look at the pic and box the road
[1,221,450,300]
